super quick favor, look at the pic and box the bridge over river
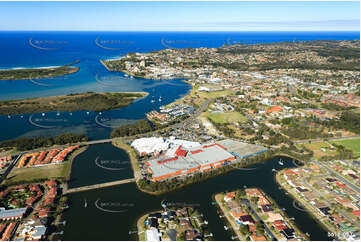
[64,178,136,194]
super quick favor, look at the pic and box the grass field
[2,146,88,186]
[331,138,360,157]
[204,111,247,124]
[4,164,66,185]
[170,84,235,106]
[298,141,337,159]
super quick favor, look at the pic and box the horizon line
[0,29,360,32]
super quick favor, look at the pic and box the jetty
[64,178,136,194]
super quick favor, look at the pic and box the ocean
[0,31,359,141]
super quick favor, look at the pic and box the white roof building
[146,228,161,241]
[131,137,200,155]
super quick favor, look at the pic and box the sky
[0,1,359,31]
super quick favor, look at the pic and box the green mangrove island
[0,91,148,115]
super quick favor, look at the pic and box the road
[0,152,24,184]
[293,135,359,144]
[240,199,276,241]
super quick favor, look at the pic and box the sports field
[332,138,360,157]
[205,111,247,124]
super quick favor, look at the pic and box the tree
[240,225,249,234]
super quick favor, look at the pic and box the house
[281,228,296,240]
[265,212,284,223]
[250,233,267,241]
[236,215,255,225]
[224,192,235,202]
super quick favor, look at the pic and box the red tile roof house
[273,220,288,231]
[352,210,360,217]
[245,188,262,197]
[45,180,57,188]
[1,222,16,241]
[224,192,236,202]
[335,196,357,209]
[38,207,51,218]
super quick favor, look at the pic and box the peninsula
[0,91,148,115]
[0,61,80,80]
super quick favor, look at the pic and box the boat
[272,168,276,172]
[159,96,162,102]
[151,100,155,103]
[224,226,228,231]
[278,159,284,166]
[84,199,87,208]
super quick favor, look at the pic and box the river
[60,143,330,241]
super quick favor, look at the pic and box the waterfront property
[139,206,211,241]
[215,188,307,241]
[0,180,64,240]
[277,159,360,240]
[17,145,79,168]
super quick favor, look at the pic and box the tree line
[0,133,88,151]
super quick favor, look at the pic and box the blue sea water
[0,31,359,141]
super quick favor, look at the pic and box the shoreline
[0,62,80,81]
[0,60,80,71]
[213,193,244,240]
[275,170,333,236]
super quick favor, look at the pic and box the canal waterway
[61,143,330,241]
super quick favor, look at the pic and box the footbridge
[63,178,136,194]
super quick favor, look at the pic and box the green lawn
[4,164,66,185]
[332,138,360,157]
[297,142,337,159]
[205,111,247,124]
